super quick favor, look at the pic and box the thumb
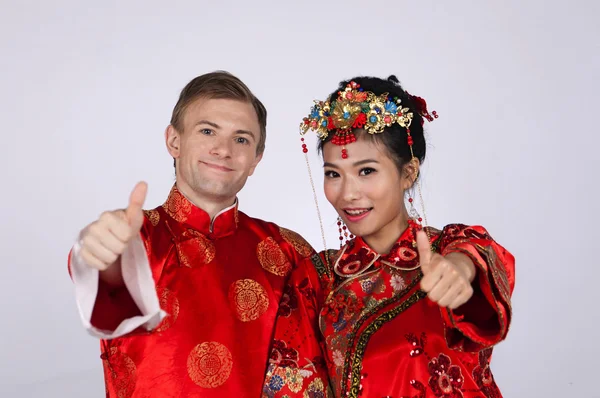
[125,181,147,231]
[416,230,433,273]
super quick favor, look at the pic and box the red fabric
[69,185,315,397]
[262,223,515,398]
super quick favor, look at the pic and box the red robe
[262,221,515,398]
[68,185,315,397]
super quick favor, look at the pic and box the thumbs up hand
[416,231,476,310]
[79,182,148,271]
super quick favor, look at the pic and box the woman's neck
[362,209,411,255]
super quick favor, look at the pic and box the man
[69,71,315,397]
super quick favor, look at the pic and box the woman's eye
[324,170,339,178]
[359,167,376,176]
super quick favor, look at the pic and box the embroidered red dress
[68,185,315,397]
[263,222,515,398]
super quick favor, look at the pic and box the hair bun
[387,75,400,84]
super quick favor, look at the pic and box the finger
[99,211,133,242]
[448,285,474,309]
[80,247,110,271]
[416,230,433,272]
[126,181,147,230]
[98,228,127,254]
[437,282,464,308]
[420,255,445,292]
[81,235,120,265]
[426,269,454,303]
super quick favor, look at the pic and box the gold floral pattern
[257,237,292,276]
[187,342,233,389]
[155,288,180,333]
[229,279,269,322]
[304,378,327,398]
[163,186,192,223]
[279,227,314,258]
[176,231,216,267]
[101,347,136,398]
[143,209,160,226]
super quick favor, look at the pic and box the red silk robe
[262,222,515,398]
[68,185,315,397]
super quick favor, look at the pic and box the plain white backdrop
[1,0,598,396]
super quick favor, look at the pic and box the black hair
[317,75,427,172]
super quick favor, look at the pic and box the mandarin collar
[334,220,421,278]
[161,184,238,239]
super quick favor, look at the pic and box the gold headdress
[299,81,437,159]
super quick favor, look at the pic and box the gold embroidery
[257,237,292,276]
[279,227,313,258]
[163,186,192,223]
[177,231,216,267]
[229,279,269,322]
[102,347,136,398]
[304,378,326,398]
[143,209,160,226]
[155,288,180,333]
[187,341,233,389]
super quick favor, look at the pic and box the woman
[262,76,515,398]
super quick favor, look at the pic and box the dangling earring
[337,216,354,248]
[407,190,423,226]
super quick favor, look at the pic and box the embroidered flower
[269,340,300,367]
[472,348,501,398]
[284,368,304,393]
[364,296,379,311]
[268,374,284,392]
[428,353,465,397]
[305,378,326,398]
[390,274,406,292]
[360,279,374,294]
[332,315,347,333]
[297,277,316,300]
[332,350,344,367]
[278,285,298,317]
[338,247,376,275]
[324,291,359,325]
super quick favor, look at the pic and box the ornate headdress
[298,79,438,255]
[299,80,437,159]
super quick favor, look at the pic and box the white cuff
[70,232,166,339]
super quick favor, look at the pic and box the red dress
[68,185,315,397]
[262,222,515,398]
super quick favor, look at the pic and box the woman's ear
[401,157,421,190]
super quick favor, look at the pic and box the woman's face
[322,135,414,251]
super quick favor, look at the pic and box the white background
[1,0,598,397]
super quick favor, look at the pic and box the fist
[416,230,474,309]
[79,182,147,271]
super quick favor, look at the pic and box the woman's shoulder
[427,223,494,240]
[311,248,340,277]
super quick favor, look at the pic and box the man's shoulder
[237,212,299,237]
[239,212,315,259]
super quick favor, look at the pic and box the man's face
[166,97,263,206]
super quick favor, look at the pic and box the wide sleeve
[67,216,166,339]
[262,253,333,398]
[434,224,515,352]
